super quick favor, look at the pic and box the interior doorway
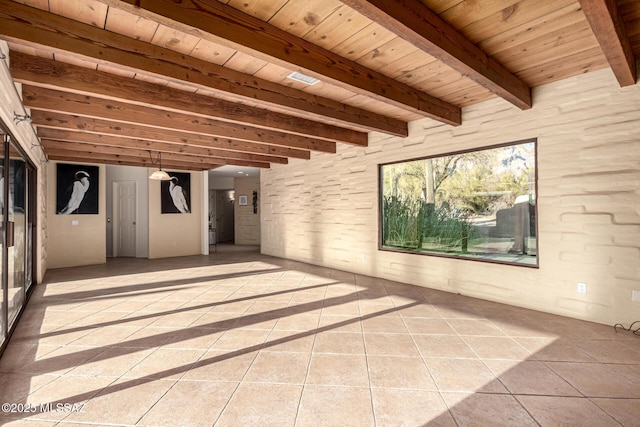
[209,189,235,244]
[112,181,136,257]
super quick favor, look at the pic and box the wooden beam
[10,52,368,144]
[42,140,271,169]
[337,0,532,110]
[578,0,637,86]
[32,111,326,156]
[42,139,283,166]
[43,140,224,166]
[46,149,215,170]
[0,0,411,134]
[22,85,336,152]
[112,0,461,124]
[37,128,307,161]
[37,128,288,164]
[47,155,203,170]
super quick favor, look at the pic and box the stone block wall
[235,177,261,245]
[261,68,640,325]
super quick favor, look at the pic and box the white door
[114,181,136,257]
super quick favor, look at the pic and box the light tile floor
[1,246,640,426]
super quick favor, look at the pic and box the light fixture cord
[147,150,163,168]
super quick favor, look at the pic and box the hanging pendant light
[149,169,171,180]
[148,151,171,180]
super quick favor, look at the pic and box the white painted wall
[261,68,640,326]
[209,176,234,190]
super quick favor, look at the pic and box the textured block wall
[261,69,640,325]
[234,177,261,245]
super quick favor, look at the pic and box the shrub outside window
[379,139,538,267]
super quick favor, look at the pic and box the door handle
[6,221,14,247]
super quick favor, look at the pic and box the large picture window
[380,139,537,266]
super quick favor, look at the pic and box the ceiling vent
[287,71,319,85]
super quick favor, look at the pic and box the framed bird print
[56,163,99,215]
[161,171,191,214]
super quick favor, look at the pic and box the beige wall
[234,177,261,245]
[148,170,202,258]
[46,162,106,269]
[261,68,640,326]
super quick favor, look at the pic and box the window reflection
[380,140,537,266]
[8,148,26,328]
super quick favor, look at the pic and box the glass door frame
[0,132,5,353]
[0,129,37,357]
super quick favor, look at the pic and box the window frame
[378,138,539,268]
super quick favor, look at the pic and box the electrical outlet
[577,282,587,294]
[632,290,640,302]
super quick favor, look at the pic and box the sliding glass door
[0,135,4,350]
[7,145,26,328]
[0,131,35,355]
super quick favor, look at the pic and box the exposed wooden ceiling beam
[22,85,338,152]
[114,0,461,125]
[578,0,637,86]
[46,149,216,170]
[47,154,201,170]
[337,0,532,110]
[10,52,367,145]
[38,128,287,165]
[37,128,307,161]
[42,139,272,169]
[31,111,322,157]
[0,0,410,135]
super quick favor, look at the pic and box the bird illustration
[59,171,90,214]
[169,176,190,213]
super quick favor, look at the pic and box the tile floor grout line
[358,278,380,427]
[133,378,181,426]
[292,270,323,427]
[452,319,515,395]
[211,301,279,425]
[3,249,639,425]
[400,301,460,424]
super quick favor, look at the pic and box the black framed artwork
[161,172,191,214]
[56,163,99,215]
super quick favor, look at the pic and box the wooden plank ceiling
[0,0,637,171]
